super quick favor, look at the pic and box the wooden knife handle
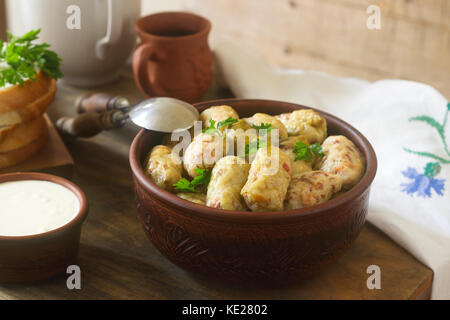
[75,93,130,114]
[56,111,126,139]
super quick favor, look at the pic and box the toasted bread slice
[0,127,48,169]
[0,72,57,127]
[0,115,47,153]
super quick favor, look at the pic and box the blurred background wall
[1,0,449,98]
[142,0,450,98]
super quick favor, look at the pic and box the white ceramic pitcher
[6,0,141,87]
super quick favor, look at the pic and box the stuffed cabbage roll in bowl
[130,98,377,282]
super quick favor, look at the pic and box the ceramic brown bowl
[0,172,88,283]
[130,99,377,282]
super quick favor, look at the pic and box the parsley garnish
[173,178,197,193]
[217,117,238,129]
[0,29,62,88]
[236,123,273,157]
[202,117,238,134]
[309,143,324,157]
[293,142,324,162]
[202,119,219,134]
[240,138,268,157]
[251,123,273,135]
[190,168,212,187]
[173,168,211,193]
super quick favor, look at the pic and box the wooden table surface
[0,70,433,300]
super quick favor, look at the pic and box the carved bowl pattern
[130,99,377,282]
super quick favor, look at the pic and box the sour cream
[0,180,80,236]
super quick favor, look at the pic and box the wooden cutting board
[0,114,74,178]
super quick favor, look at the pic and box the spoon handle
[56,110,127,139]
[75,93,131,114]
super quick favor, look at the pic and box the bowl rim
[129,98,377,223]
[135,11,212,42]
[0,172,88,240]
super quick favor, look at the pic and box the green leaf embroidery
[424,162,441,178]
[404,103,450,163]
[403,148,450,164]
[409,115,449,157]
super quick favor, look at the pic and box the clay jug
[133,12,214,103]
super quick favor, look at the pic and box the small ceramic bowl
[0,172,88,283]
[130,99,377,282]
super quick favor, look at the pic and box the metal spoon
[128,97,199,132]
[56,93,199,138]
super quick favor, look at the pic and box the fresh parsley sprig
[173,178,197,193]
[173,168,211,193]
[202,119,219,134]
[202,117,238,134]
[236,123,273,157]
[190,168,212,187]
[247,138,267,156]
[293,142,324,162]
[251,123,273,135]
[239,138,268,157]
[217,117,238,129]
[0,29,62,88]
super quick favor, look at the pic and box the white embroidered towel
[215,42,450,299]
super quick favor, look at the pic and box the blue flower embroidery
[401,166,445,198]
[401,103,449,198]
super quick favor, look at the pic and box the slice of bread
[0,126,48,169]
[0,115,47,153]
[0,71,57,127]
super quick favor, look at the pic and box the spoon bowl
[129,97,199,132]
[56,94,200,139]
